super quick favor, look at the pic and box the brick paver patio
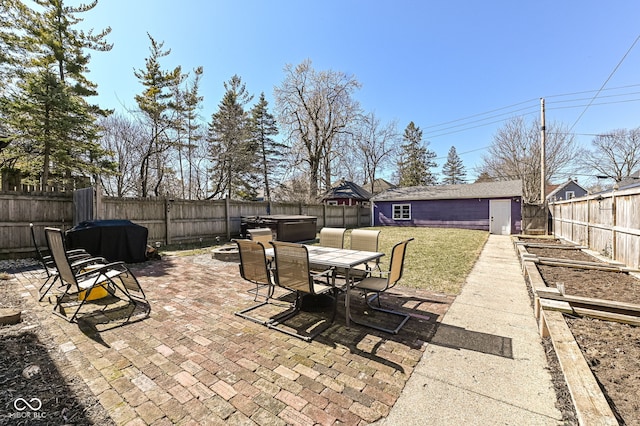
[9,252,453,425]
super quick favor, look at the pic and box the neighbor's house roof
[321,179,372,201]
[371,180,522,202]
[618,170,640,190]
[546,179,587,200]
[363,178,396,195]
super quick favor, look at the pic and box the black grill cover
[66,220,148,263]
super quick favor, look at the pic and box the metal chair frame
[268,241,338,342]
[30,223,97,301]
[234,239,279,325]
[351,238,414,334]
[45,227,148,323]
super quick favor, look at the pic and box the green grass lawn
[345,227,488,295]
[163,226,489,295]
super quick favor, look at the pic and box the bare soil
[527,244,640,426]
[0,266,114,425]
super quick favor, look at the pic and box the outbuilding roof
[371,179,522,201]
[322,179,372,201]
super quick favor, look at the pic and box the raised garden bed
[518,238,640,425]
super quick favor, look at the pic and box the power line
[549,97,640,111]
[423,109,539,139]
[423,104,539,137]
[548,90,640,104]
[544,82,640,99]
[568,32,640,132]
[421,83,640,140]
[423,97,538,130]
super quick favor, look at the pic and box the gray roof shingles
[371,180,522,201]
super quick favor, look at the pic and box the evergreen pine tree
[397,121,437,186]
[2,0,114,187]
[207,75,254,200]
[168,66,203,199]
[442,146,467,184]
[474,171,494,183]
[182,67,204,200]
[134,34,183,197]
[249,92,283,203]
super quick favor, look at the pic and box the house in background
[546,179,588,201]
[321,179,372,206]
[371,180,522,235]
[362,178,396,196]
[617,170,640,190]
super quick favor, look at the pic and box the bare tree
[352,112,399,193]
[274,59,361,200]
[480,116,579,203]
[582,127,640,182]
[97,113,145,197]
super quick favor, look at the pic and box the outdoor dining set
[29,222,412,342]
[235,227,414,341]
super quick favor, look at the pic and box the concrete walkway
[376,235,564,425]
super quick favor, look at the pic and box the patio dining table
[265,245,384,327]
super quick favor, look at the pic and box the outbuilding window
[392,204,411,220]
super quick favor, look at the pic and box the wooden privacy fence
[550,185,640,269]
[0,188,371,258]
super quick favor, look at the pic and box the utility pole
[540,98,547,234]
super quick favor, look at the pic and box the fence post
[165,197,171,245]
[225,197,231,241]
[95,182,102,220]
[342,205,346,227]
[322,204,327,228]
[586,197,591,247]
[612,190,617,260]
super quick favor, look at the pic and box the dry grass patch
[346,227,488,295]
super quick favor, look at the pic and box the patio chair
[349,229,382,277]
[244,228,275,300]
[247,227,274,246]
[44,227,148,323]
[351,238,414,334]
[30,223,99,301]
[234,239,277,324]
[268,241,338,341]
[319,227,346,249]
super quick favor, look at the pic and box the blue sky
[77,0,640,182]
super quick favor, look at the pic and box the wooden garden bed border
[515,240,619,426]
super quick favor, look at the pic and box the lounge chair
[44,227,148,323]
[30,223,99,301]
[351,238,414,334]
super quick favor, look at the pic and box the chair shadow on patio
[75,299,151,347]
[237,284,512,372]
[233,284,447,373]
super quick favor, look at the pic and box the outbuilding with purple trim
[371,180,522,235]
